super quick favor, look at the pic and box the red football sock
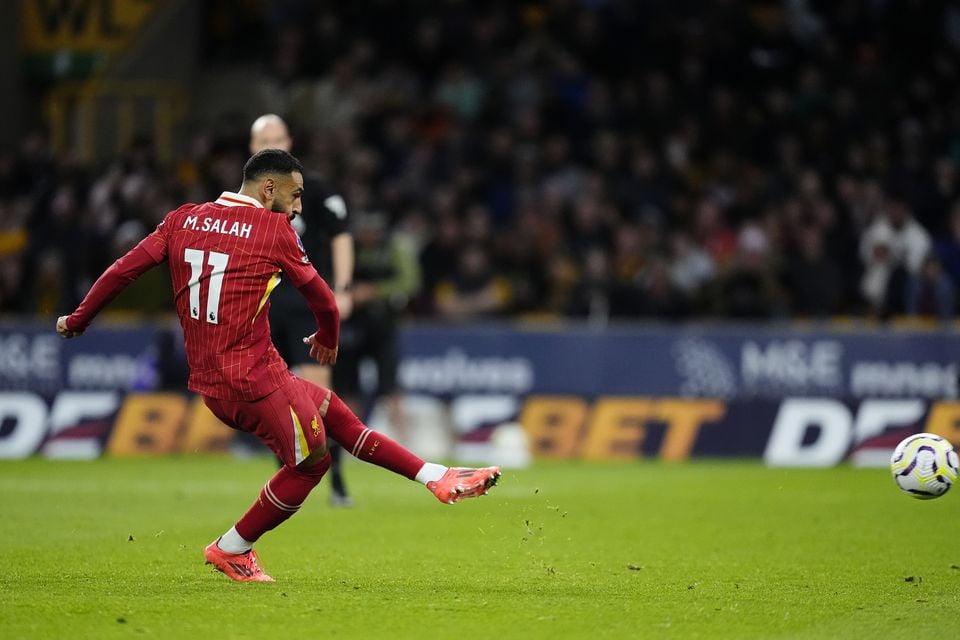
[234,455,330,543]
[324,392,424,480]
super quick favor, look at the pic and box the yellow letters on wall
[106,393,187,456]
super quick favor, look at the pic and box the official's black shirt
[271,172,349,311]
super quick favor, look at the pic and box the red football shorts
[204,376,333,467]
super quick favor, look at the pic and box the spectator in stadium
[691,197,738,269]
[416,212,462,314]
[905,253,956,321]
[490,205,553,315]
[710,224,784,319]
[250,113,357,507]
[780,224,843,317]
[56,149,500,582]
[885,196,934,276]
[668,231,715,306]
[859,222,897,316]
[933,203,960,287]
[434,242,512,319]
[859,195,933,317]
[633,257,691,320]
[564,245,614,322]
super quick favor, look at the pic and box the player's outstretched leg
[426,466,501,505]
[312,384,502,504]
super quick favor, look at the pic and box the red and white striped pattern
[263,480,301,513]
[351,428,373,458]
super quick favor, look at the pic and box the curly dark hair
[242,149,304,183]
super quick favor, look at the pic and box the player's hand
[56,315,83,339]
[335,290,354,320]
[302,333,338,365]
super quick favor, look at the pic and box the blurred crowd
[4,0,960,323]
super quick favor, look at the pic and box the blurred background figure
[859,194,932,318]
[434,242,511,319]
[934,203,960,288]
[780,223,843,318]
[905,254,956,321]
[710,224,784,319]
[859,223,898,318]
[564,245,614,324]
[334,209,421,447]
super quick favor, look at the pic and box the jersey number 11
[184,248,230,324]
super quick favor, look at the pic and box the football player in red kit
[56,149,500,582]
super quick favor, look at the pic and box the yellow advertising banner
[21,0,158,53]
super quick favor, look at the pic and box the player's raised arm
[56,223,168,339]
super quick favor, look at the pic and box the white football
[890,433,959,499]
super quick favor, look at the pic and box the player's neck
[236,184,268,208]
[237,182,263,204]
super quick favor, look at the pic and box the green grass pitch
[2,457,959,639]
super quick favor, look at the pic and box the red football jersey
[140,192,317,401]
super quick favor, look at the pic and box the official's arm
[330,230,354,319]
